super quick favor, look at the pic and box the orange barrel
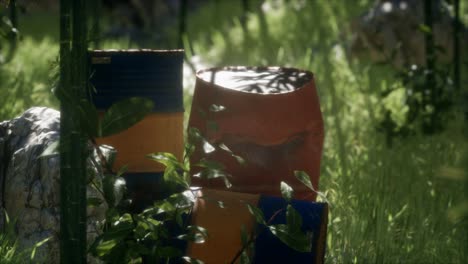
[89,49,184,209]
[188,67,324,200]
[185,188,328,264]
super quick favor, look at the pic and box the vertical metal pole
[60,0,88,262]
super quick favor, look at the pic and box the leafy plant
[81,98,316,263]
[377,64,454,143]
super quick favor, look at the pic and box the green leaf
[247,204,266,225]
[187,127,203,143]
[116,165,128,177]
[207,120,219,132]
[155,246,183,258]
[147,152,184,170]
[294,171,330,203]
[92,215,134,254]
[38,140,59,159]
[286,205,302,233]
[150,192,195,215]
[209,104,226,112]
[193,158,230,186]
[103,174,116,207]
[126,241,150,256]
[418,24,432,34]
[280,181,293,202]
[218,143,246,165]
[30,237,51,260]
[202,140,216,154]
[77,99,99,137]
[294,171,314,191]
[87,197,103,207]
[240,250,251,264]
[148,152,179,164]
[184,142,196,161]
[193,169,230,179]
[193,159,225,170]
[181,256,204,264]
[178,225,208,244]
[163,165,189,189]
[268,224,312,253]
[94,239,118,257]
[100,97,154,137]
[240,224,249,246]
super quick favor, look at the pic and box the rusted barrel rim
[196,66,315,95]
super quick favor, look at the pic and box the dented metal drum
[188,67,324,200]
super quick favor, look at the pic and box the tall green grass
[0,210,50,264]
[185,1,467,263]
[0,36,59,120]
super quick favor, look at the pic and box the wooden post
[59,0,88,262]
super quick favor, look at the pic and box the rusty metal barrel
[186,188,328,263]
[89,49,184,208]
[188,66,324,200]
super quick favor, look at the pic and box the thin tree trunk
[178,0,188,49]
[241,0,249,34]
[424,0,435,71]
[424,0,436,131]
[453,0,460,93]
[59,0,88,262]
[4,0,18,62]
[90,0,101,49]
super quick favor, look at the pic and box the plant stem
[230,207,285,264]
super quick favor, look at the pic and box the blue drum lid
[89,49,184,112]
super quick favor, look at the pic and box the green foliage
[0,37,59,121]
[0,210,50,264]
[99,98,154,137]
[280,181,293,202]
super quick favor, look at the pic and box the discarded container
[186,188,328,263]
[188,67,324,200]
[89,49,184,208]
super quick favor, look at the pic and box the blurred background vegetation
[1,0,467,263]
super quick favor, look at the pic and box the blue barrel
[88,49,185,210]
